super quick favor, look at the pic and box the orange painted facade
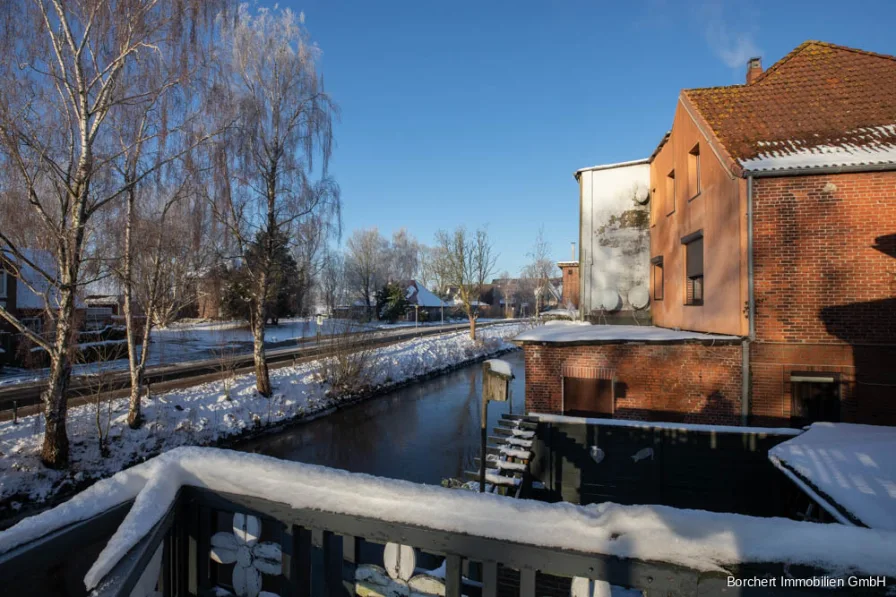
[649,101,749,336]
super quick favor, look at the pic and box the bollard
[13,400,18,425]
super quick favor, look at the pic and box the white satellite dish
[628,286,650,310]
[633,182,650,205]
[599,290,621,312]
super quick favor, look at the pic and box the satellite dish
[599,290,621,312]
[628,286,650,310]
[633,182,650,205]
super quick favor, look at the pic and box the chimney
[571,242,577,261]
[746,56,762,84]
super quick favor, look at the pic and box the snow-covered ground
[0,317,499,387]
[2,446,895,593]
[0,322,528,508]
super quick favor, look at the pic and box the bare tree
[522,226,555,318]
[495,271,520,318]
[212,4,339,397]
[320,248,345,315]
[435,226,497,339]
[389,228,420,282]
[344,228,388,320]
[417,244,449,323]
[0,0,223,468]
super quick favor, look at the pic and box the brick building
[519,41,896,427]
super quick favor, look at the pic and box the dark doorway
[791,374,840,427]
[563,377,614,417]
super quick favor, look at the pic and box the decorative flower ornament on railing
[210,513,282,597]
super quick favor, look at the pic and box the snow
[0,323,528,506]
[541,308,578,319]
[533,413,801,437]
[405,281,448,308]
[0,318,468,388]
[768,422,896,531]
[514,322,741,344]
[483,358,513,378]
[741,125,896,172]
[3,447,896,592]
[574,158,650,178]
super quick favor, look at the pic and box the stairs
[465,414,539,495]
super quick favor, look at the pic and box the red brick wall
[751,172,896,425]
[752,172,896,344]
[524,342,743,425]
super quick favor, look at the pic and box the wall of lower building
[750,171,896,426]
[523,342,743,425]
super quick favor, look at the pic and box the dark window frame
[682,231,704,306]
[688,144,701,201]
[651,256,664,301]
[790,373,841,427]
[665,169,676,216]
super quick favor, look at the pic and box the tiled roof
[684,41,896,173]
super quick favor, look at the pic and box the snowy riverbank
[0,322,529,516]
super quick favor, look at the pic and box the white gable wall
[578,161,651,319]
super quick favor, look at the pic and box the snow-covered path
[0,323,528,510]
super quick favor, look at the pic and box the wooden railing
[1,447,892,597]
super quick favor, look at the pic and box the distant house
[0,249,88,362]
[401,280,449,321]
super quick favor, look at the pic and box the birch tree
[435,226,497,339]
[213,4,339,397]
[0,0,223,468]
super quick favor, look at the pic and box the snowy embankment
[2,447,895,592]
[0,323,528,510]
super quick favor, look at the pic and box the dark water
[240,350,526,485]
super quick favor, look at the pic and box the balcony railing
[1,447,892,597]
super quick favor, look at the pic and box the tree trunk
[252,300,272,397]
[40,290,75,469]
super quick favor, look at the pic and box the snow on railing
[1,447,895,595]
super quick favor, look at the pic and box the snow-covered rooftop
[574,158,650,179]
[405,281,447,308]
[769,422,896,531]
[514,321,741,344]
[741,126,896,173]
[3,447,896,591]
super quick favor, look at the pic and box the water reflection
[239,351,526,485]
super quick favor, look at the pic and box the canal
[240,350,526,485]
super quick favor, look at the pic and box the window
[683,233,703,305]
[665,170,676,215]
[791,374,840,427]
[651,256,664,300]
[688,144,701,199]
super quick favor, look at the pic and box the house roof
[683,41,896,175]
[403,280,448,308]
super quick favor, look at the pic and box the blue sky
[286,0,896,276]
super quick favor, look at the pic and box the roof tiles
[684,41,896,173]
